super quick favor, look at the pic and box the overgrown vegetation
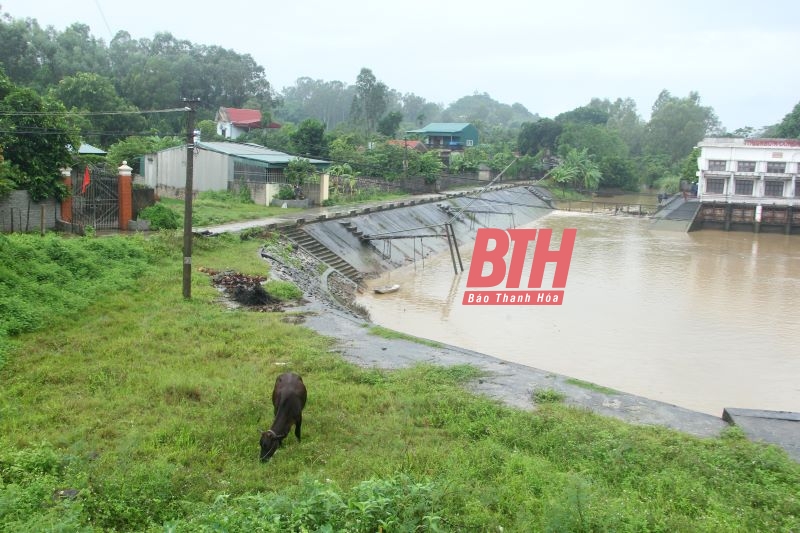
[158,193,302,227]
[138,202,179,230]
[264,280,303,301]
[368,325,444,348]
[1,233,798,531]
[533,388,567,404]
[0,232,152,367]
[565,378,619,395]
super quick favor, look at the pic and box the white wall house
[140,141,329,205]
[214,107,260,139]
[696,137,800,206]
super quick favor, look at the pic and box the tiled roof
[386,139,427,151]
[219,107,262,127]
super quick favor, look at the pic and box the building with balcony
[694,137,800,233]
[696,137,799,205]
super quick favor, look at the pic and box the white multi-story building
[696,137,800,206]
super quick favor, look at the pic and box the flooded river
[357,208,800,416]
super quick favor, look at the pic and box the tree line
[2,9,800,201]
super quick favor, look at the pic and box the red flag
[81,166,91,194]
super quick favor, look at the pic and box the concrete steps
[340,220,371,241]
[279,225,364,284]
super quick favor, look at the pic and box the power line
[0,128,183,136]
[0,107,190,117]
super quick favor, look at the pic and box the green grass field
[0,231,798,532]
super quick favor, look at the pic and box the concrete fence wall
[0,191,61,233]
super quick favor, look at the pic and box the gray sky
[5,0,799,131]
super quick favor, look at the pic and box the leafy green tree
[606,97,644,156]
[284,158,316,186]
[557,123,634,189]
[0,15,51,86]
[327,134,362,166]
[551,148,602,192]
[350,68,388,138]
[377,111,403,137]
[49,23,111,83]
[0,71,79,200]
[449,147,485,173]
[518,119,562,156]
[240,124,295,153]
[774,100,800,138]
[489,151,515,173]
[555,103,609,126]
[597,156,636,190]
[400,93,442,127]
[679,147,701,184]
[0,149,22,198]
[291,119,327,158]
[105,136,182,174]
[414,151,445,184]
[634,154,671,189]
[717,126,756,139]
[512,154,545,179]
[51,72,145,147]
[278,77,354,129]
[196,119,222,142]
[443,92,536,127]
[362,142,405,179]
[644,90,720,164]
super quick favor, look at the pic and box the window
[764,180,784,197]
[737,161,756,172]
[706,178,725,194]
[795,183,800,198]
[708,160,726,171]
[766,162,786,173]
[734,179,754,195]
[466,139,474,147]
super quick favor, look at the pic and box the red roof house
[215,107,280,139]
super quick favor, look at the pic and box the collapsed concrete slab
[722,408,800,461]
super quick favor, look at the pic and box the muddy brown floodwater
[357,208,800,416]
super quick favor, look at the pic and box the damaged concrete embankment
[299,186,553,277]
[206,186,797,459]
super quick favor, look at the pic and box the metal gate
[71,166,119,230]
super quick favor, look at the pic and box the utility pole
[403,134,408,179]
[182,98,200,299]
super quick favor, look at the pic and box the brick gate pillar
[60,167,72,222]
[118,161,133,230]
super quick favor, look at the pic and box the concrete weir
[198,185,799,460]
[296,186,553,278]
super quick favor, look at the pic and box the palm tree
[553,148,602,192]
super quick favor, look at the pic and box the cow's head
[259,429,284,462]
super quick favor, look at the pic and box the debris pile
[199,268,279,307]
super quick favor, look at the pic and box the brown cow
[259,372,307,461]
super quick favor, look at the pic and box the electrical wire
[0,107,190,117]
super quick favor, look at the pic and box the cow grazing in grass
[260,372,307,461]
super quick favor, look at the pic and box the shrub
[265,280,303,301]
[276,185,296,200]
[138,203,179,230]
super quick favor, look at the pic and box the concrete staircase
[279,224,364,284]
[526,186,554,207]
[340,220,368,241]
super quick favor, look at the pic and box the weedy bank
[0,231,798,532]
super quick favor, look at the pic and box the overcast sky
[4,0,799,131]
